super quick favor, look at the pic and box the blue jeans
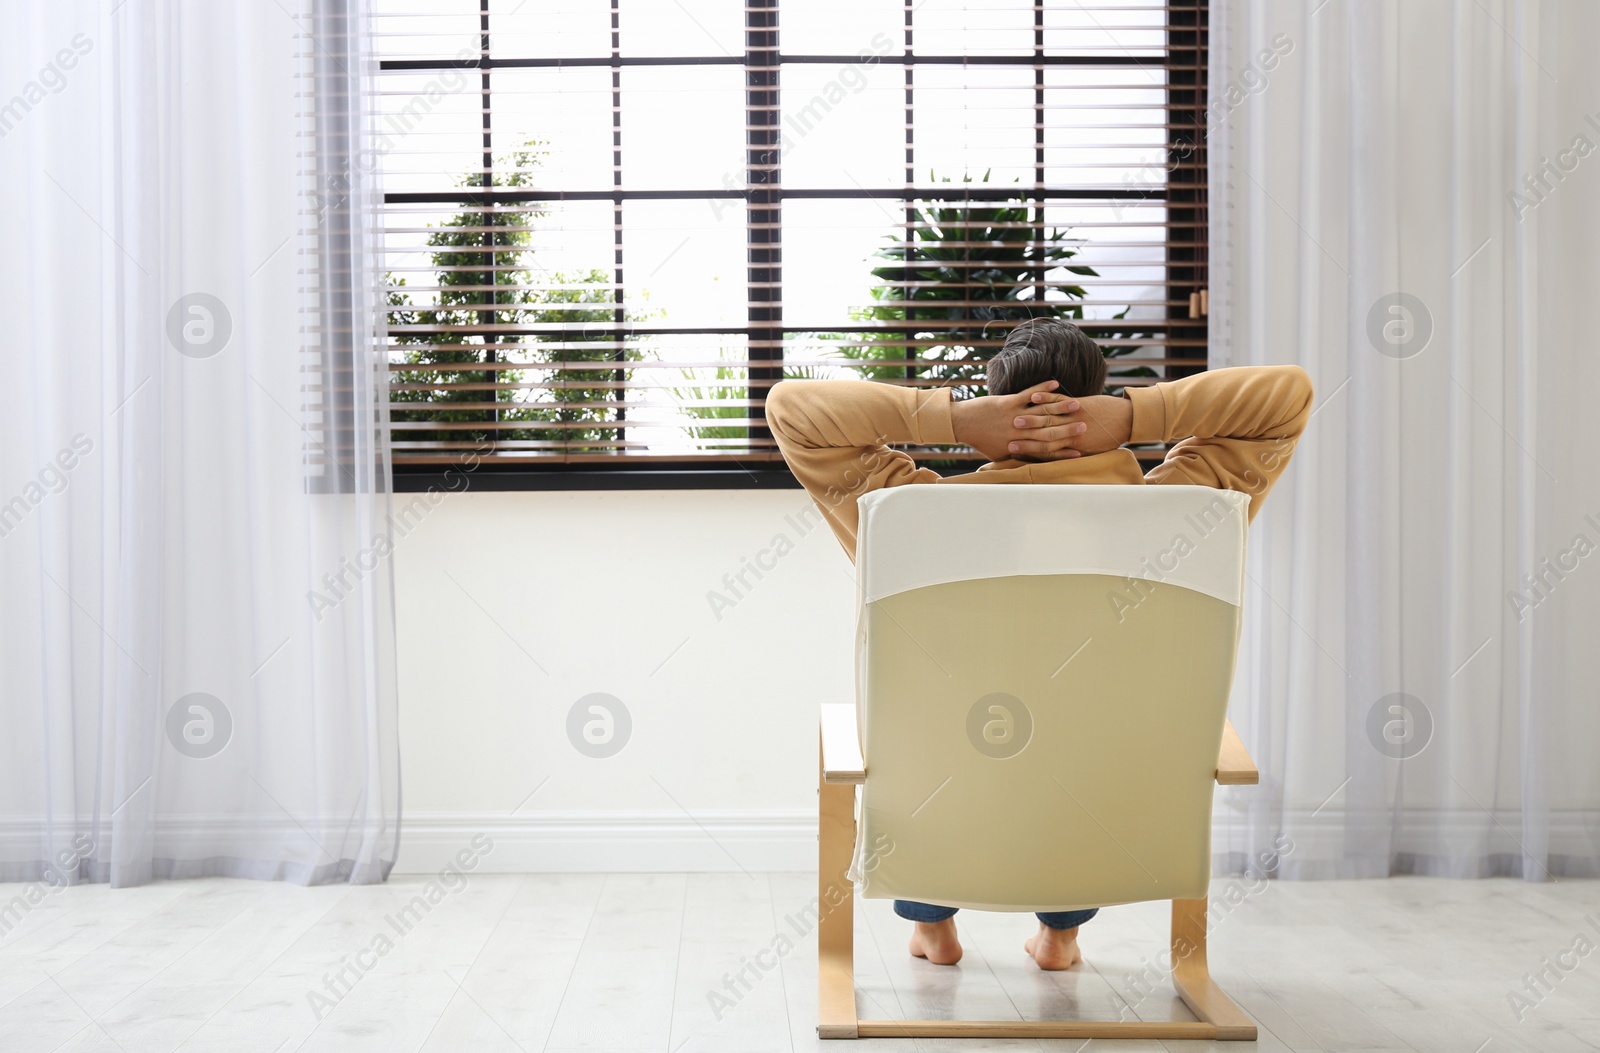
[894,900,1098,930]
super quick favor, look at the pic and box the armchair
[817,483,1260,1040]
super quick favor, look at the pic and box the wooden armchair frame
[817,702,1260,1041]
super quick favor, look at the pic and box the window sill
[391,463,807,492]
[391,449,1170,492]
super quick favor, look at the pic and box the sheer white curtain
[0,0,398,886]
[1211,0,1600,879]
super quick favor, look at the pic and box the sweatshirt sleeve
[1123,364,1314,522]
[766,379,958,556]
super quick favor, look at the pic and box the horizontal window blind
[375,0,1208,470]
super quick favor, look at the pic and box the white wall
[393,489,855,873]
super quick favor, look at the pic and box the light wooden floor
[0,873,1596,1052]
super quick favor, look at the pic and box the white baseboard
[399,807,1600,876]
[393,810,818,874]
[6,807,1592,877]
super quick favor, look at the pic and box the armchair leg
[1170,898,1257,1041]
[817,887,1256,1039]
[818,736,859,1039]
[813,747,1255,1041]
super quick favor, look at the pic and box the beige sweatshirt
[767,365,1315,558]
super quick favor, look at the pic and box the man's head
[985,318,1106,398]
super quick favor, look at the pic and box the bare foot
[1024,922,1083,970]
[908,919,963,965]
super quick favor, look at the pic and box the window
[376,0,1208,488]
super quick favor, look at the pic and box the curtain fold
[1211,0,1600,879]
[0,0,398,887]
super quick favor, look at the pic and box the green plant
[387,141,637,453]
[671,360,750,444]
[671,355,838,448]
[835,170,1153,399]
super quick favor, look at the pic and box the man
[767,318,1313,971]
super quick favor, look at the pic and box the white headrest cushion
[856,484,1248,607]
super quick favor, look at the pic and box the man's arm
[1129,365,1314,521]
[1010,365,1313,521]
[767,378,1083,555]
[766,381,952,556]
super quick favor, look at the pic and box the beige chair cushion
[849,484,1247,912]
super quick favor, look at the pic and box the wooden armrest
[1216,719,1259,785]
[820,703,866,784]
